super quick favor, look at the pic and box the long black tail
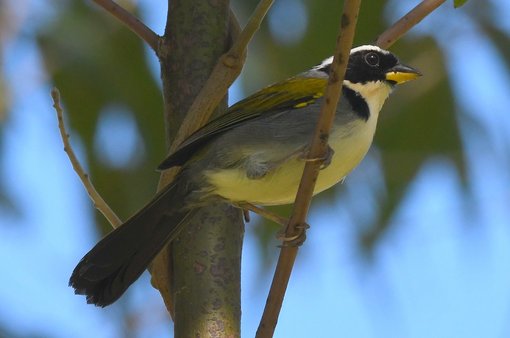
[69,180,193,307]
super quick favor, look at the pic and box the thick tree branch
[92,0,160,52]
[375,0,446,49]
[151,1,259,330]
[255,1,362,337]
[153,2,273,313]
[51,88,122,228]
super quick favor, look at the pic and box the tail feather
[69,181,192,307]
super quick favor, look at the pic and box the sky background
[1,0,510,337]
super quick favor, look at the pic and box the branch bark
[148,1,247,335]
[256,0,362,336]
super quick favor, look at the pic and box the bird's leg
[234,202,309,247]
[235,202,287,226]
[300,145,334,169]
[242,209,250,223]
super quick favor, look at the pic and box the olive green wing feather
[158,77,327,169]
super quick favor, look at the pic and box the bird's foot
[277,222,310,247]
[300,145,334,170]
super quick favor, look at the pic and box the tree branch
[51,88,122,228]
[158,0,275,189]
[151,1,262,327]
[256,0,362,336]
[92,0,160,52]
[375,0,446,49]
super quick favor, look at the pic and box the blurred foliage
[1,0,507,257]
[36,1,165,232]
[0,0,17,217]
[454,0,469,9]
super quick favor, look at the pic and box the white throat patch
[343,80,392,120]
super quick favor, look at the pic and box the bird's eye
[364,52,379,67]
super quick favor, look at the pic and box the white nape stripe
[314,56,334,70]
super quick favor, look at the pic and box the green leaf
[454,0,469,8]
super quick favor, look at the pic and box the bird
[69,45,421,307]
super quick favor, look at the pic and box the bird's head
[315,45,422,86]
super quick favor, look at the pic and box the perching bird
[70,45,421,307]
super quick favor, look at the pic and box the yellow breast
[205,80,391,206]
[205,117,377,206]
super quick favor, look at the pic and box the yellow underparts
[205,118,377,206]
[205,78,392,206]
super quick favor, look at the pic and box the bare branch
[158,0,275,189]
[92,0,160,52]
[51,88,122,228]
[375,0,446,49]
[256,1,362,336]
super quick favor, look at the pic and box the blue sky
[1,0,510,337]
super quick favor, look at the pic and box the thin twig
[227,9,242,50]
[227,0,273,61]
[158,0,275,189]
[255,0,362,336]
[375,0,446,49]
[51,88,122,228]
[92,0,160,52]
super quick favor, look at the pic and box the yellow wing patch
[159,76,328,169]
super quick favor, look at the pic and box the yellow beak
[385,64,422,84]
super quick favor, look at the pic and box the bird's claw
[276,222,310,247]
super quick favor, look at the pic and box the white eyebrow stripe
[350,45,390,54]
[313,45,390,71]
